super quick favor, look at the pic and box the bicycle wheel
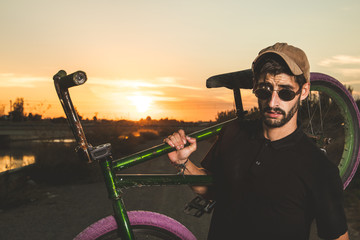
[299,72,360,189]
[74,211,197,240]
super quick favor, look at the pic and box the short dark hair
[253,53,307,88]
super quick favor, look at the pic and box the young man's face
[255,73,306,128]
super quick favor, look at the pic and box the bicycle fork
[92,143,135,240]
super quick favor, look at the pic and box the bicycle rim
[300,73,360,189]
[96,225,182,240]
[74,211,196,240]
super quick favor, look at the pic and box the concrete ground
[0,139,358,239]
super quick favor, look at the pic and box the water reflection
[0,154,35,173]
[31,139,75,143]
[0,138,75,173]
[119,129,159,139]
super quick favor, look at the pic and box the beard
[259,99,300,128]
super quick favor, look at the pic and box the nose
[268,90,280,108]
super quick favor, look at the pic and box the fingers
[178,129,187,145]
[164,130,197,164]
[163,129,188,150]
[169,134,182,150]
[186,135,196,143]
[170,131,184,150]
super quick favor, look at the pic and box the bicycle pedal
[184,196,216,217]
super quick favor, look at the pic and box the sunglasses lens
[278,89,295,101]
[254,88,296,101]
[254,89,272,100]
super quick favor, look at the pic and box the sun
[128,95,153,113]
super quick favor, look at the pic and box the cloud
[0,73,15,77]
[318,55,360,67]
[88,77,202,103]
[90,78,156,88]
[340,79,360,86]
[0,73,47,88]
[0,72,202,92]
[318,55,360,79]
[89,77,202,91]
[336,68,360,78]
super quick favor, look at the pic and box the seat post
[233,88,245,119]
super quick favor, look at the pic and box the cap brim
[252,51,303,76]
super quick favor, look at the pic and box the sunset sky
[1,0,360,121]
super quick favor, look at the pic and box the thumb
[186,136,197,151]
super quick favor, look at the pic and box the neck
[263,114,298,141]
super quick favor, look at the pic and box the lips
[263,107,285,118]
[265,111,283,118]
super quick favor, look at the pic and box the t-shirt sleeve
[201,135,220,173]
[313,160,348,239]
[201,120,250,174]
[200,121,230,173]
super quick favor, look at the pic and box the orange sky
[1,1,360,121]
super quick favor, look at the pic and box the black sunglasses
[253,84,301,101]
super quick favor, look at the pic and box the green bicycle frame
[53,70,239,240]
[101,118,236,240]
[112,118,236,171]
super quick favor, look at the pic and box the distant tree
[51,117,67,123]
[216,109,236,122]
[75,107,83,120]
[27,112,42,121]
[9,98,25,121]
[345,85,354,95]
[245,107,261,120]
[93,112,98,122]
[0,104,5,116]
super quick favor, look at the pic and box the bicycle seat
[206,69,253,90]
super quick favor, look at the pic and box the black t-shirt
[201,120,347,240]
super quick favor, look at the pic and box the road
[0,139,358,239]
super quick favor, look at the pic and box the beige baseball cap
[252,42,310,83]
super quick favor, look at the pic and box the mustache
[262,107,286,115]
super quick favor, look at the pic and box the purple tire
[309,73,360,189]
[74,211,197,240]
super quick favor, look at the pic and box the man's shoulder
[220,119,260,139]
[223,118,260,132]
[297,132,338,170]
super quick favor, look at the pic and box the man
[164,43,349,240]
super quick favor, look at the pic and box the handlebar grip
[53,70,87,89]
[53,70,67,81]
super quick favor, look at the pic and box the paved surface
[0,140,213,240]
[0,139,358,239]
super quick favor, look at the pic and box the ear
[300,82,310,101]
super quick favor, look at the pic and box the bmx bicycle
[52,69,360,239]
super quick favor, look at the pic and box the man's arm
[179,159,209,195]
[334,231,349,240]
[163,129,210,195]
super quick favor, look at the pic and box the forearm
[164,130,210,195]
[178,159,210,195]
[334,231,349,240]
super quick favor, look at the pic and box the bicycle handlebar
[53,70,93,162]
[53,70,87,88]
